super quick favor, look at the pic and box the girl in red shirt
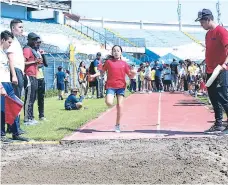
[102,45,136,132]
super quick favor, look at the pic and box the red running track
[62,92,215,141]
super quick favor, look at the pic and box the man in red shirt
[196,9,228,134]
[23,33,42,125]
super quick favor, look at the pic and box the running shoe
[115,125,121,133]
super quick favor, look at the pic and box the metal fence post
[50,54,56,90]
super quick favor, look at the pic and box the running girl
[102,45,136,133]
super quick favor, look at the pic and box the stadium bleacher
[1,17,100,53]
[103,28,194,47]
[2,0,70,12]
[1,18,80,39]
[187,31,207,42]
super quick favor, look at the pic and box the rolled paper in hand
[205,65,223,87]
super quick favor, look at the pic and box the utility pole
[177,0,182,31]
[216,0,221,25]
[69,44,76,88]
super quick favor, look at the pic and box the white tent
[172,42,205,61]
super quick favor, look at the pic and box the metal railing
[65,18,143,65]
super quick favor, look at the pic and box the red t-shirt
[23,47,37,77]
[205,26,228,74]
[200,81,207,91]
[103,59,130,89]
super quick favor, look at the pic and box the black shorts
[89,79,97,87]
[57,82,64,90]
[164,80,171,85]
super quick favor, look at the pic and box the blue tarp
[159,53,182,64]
[144,48,160,62]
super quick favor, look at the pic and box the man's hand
[12,76,18,85]
[0,87,7,96]
[39,49,44,54]
[36,58,43,64]
[221,63,227,70]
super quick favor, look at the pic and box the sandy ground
[1,136,228,184]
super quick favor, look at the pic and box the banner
[5,96,23,125]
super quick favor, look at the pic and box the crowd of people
[129,59,208,97]
[71,57,208,100]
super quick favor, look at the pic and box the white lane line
[157,92,162,134]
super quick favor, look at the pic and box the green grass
[197,96,227,119]
[197,96,210,105]
[16,91,131,141]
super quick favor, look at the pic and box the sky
[72,0,228,24]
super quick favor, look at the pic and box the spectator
[78,61,87,97]
[35,37,47,121]
[129,64,137,93]
[144,62,152,93]
[151,67,156,92]
[154,61,164,92]
[139,66,145,93]
[23,32,40,125]
[64,69,70,94]
[7,19,25,133]
[55,66,66,100]
[137,63,144,91]
[65,88,84,110]
[1,30,29,142]
[188,61,197,94]
[170,59,178,92]
[195,9,228,134]
[163,64,172,92]
[177,60,186,91]
[89,52,102,99]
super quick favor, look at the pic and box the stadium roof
[1,0,71,13]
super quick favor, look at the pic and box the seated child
[65,88,84,110]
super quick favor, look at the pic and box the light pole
[177,0,182,31]
[216,0,221,25]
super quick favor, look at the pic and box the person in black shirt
[170,59,178,92]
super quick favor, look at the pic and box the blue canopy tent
[140,48,160,62]
[159,53,182,64]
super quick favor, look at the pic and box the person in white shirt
[129,64,137,92]
[144,62,152,93]
[7,19,24,99]
[0,30,29,143]
[177,61,186,91]
[7,19,25,133]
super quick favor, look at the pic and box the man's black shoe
[12,135,30,142]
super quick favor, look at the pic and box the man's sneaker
[204,125,225,134]
[1,136,13,144]
[115,125,121,133]
[12,135,30,142]
[6,127,12,133]
[31,119,39,124]
[39,117,47,121]
[18,128,26,135]
[24,120,37,126]
[222,127,228,135]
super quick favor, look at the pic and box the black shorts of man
[65,88,84,110]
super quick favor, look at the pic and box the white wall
[29,10,55,19]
